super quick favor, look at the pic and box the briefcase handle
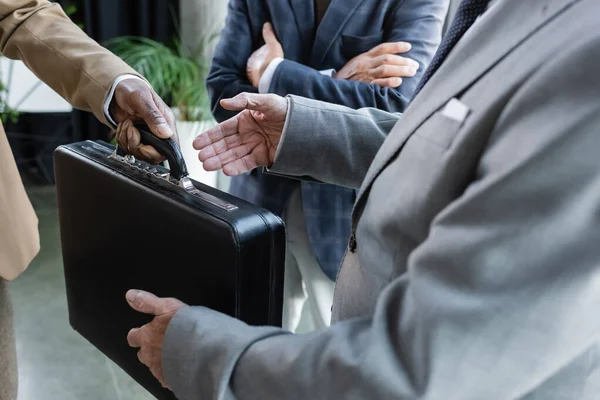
[133,123,189,181]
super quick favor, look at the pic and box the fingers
[127,327,142,348]
[116,120,165,164]
[197,129,260,173]
[193,116,240,150]
[368,41,412,56]
[126,290,163,315]
[126,290,186,316]
[139,145,163,161]
[131,334,169,388]
[371,77,403,88]
[115,120,128,151]
[202,144,253,172]
[116,120,144,159]
[220,93,282,113]
[223,155,261,176]
[368,54,420,70]
[137,350,145,364]
[370,64,418,79]
[193,112,267,174]
[198,135,244,163]
[262,22,278,45]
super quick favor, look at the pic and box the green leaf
[64,4,77,16]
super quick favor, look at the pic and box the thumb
[136,92,174,139]
[126,290,164,315]
[220,92,276,113]
[262,22,278,45]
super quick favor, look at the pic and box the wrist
[259,56,279,79]
[258,57,285,94]
[104,75,147,127]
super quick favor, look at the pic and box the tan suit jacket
[0,1,139,281]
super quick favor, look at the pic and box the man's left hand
[336,42,419,88]
[126,290,187,389]
[111,78,178,164]
[247,22,284,87]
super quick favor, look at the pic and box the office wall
[180,0,228,60]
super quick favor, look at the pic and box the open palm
[193,93,288,176]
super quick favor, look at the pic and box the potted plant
[107,35,219,187]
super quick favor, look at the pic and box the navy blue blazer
[207,0,447,280]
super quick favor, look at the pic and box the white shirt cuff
[320,68,336,77]
[103,74,149,127]
[258,58,284,94]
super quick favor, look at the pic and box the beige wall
[180,0,228,61]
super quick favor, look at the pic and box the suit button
[349,233,357,253]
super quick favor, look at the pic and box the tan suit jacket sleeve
[0,1,141,281]
[0,0,141,124]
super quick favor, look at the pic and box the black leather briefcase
[54,126,285,399]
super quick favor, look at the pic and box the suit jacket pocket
[412,104,470,150]
[341,31,384,58]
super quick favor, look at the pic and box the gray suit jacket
[162,0,600,398]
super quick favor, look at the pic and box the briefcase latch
[178,177,238,212]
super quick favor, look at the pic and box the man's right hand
[336,42,419,88]
[193,93,288,176]
[112,78,178,164]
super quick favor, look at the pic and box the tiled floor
[9,185,153,400]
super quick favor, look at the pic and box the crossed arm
[264,0,446,113]
[206,0,445,122]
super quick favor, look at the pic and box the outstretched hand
[193,92,288,176]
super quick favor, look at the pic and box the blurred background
[3,1,227,398]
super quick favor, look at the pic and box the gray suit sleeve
[162,307,289,399]
[163,35,600,400]
[268,95,401,189]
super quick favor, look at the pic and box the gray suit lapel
[309,0,366,66]
[353,0,580,215]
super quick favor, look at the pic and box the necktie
[413,0,491,98]
[315,0,332,26]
